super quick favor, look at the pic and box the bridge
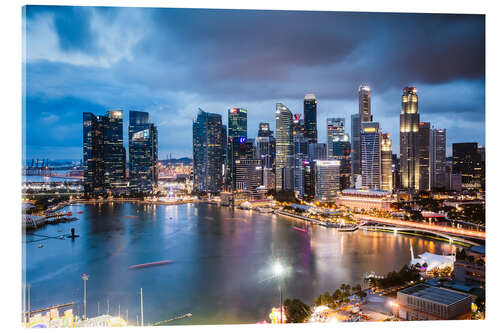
[358,224,481,246]
[354,214,485,244]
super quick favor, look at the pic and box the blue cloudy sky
[23,6,485,160]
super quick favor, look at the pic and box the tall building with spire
[351,85,372,187]
[400,86,420,190]
[275,103,293,190]
[304,94,317,143]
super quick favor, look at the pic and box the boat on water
[38,244,43,248]
[293,226,309,233]
[128,260,173,270]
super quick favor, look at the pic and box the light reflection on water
[24,203,459,325]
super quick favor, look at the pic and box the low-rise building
[396,284,472,320]
[335,188,394,211]
[454,245,485,286]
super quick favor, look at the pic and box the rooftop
[398,284,471,306]
[469,245,485,255]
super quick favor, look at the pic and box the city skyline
[24,6,485,160]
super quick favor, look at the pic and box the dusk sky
[23,6,485,161]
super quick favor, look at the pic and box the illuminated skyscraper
[292,114,305,138]
[327,118,345,159]
[400,86,420,189]
[315,160,340,201]
[359,85,372,123]
[351,85,372,187]
[256,123,276,190]
[227,108,248,190]
[350,113,361,185]
[234,159,263,197]
[381,133,393,191]
[304,94,317,143]
[430,128,446,190]
[293,133,309,197]
[331,135,351,190]
[129,111,158,193]
[103,110,126,189]
[361,122,381,189]
[193,108,225,194]
[417,122,431,191]
[275,103,293,190]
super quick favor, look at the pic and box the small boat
[38,244,43,248]
[77,211,84,214]
[293,226,309,233]
[128,260,173,270]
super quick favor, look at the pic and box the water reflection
[24,203,460,325]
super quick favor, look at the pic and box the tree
[283,298,312,323]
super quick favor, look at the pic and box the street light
[82,274,88,320]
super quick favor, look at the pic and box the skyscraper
[193,108,225,194]
[315,160,340,201]
[331,134,351,190]
[234,159,263,197]
[381,133,393,191]
[83,112,105,195]
[430,128,446,190]
[129,111,158,193]
[256,123,276,190]
[351,113,361,185]
[275,103,293,190]
[327,118,345,159]
[361,122,381,189]
[103,110,126,188]
[417,122,431,191]
[400,86,420,190]
[293,133,309,197]
[227,108,248,191]
[351,85,372,188]
[304,94,317,143]
[292,114,305,138]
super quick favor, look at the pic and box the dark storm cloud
[23,6,485,159]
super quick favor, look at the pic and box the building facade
[452,143,484,190]
[227,108,248,191]
[275,103,294,191]
[430,128,447,190]
[400,87,420,190]
[103,110,126,189]
[304,94,317,143]
[327,118,345,159]
[129,111,158,193]
[331,135,351,190]
[293,133,309,197]
[361,122,381,189]
[193,109,225,194]
[315,160,340,201]
[83,112,105,195]
[417,122,431,191]
[351,113,361,186]
[381,133,393,191]
[234,159,263,197]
